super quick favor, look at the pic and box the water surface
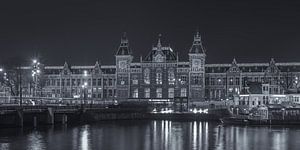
[0,120,300,150]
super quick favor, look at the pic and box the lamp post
[31,59,40,98]
[281,108,285,120]
[81,82,87,108]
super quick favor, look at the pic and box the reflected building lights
[153,120,157,149]
[204,122,208,150]
[164,120,169,150]
[199,122,203,150]
[192,121,197,149]
[80,125,90,150]
[26,131,45,150]
[72,128,79,150]
[0,121,297,150]
[0,143,10,150]
[272,132,287,150]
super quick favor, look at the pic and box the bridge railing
[0,96,115,106]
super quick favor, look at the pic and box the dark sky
[1,0,300,65]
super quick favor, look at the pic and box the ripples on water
[1,120,300,150]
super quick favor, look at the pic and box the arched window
[180,88,187,97]
[156,68,162,84]
[133,88,138,98]
[168,69,175,85]
[168,88,174,98]
[144,68,150,84]
[144,88,150,98]
[156,88,162,98]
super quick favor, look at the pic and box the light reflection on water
[26,131,46,150]
[1,120,300,150]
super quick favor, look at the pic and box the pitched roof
[116,32,132,55]
[189,31,205,54]
[144,35,177,62]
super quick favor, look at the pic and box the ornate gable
[92,61,102,75]
[227,58,241,73]
[265,58,280,74]
[61,61,71,75]
[144,34,177,62]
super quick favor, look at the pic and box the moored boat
[220,117,249,125]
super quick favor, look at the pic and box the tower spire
[157,34,162,49]
[194,30,201,44]
[189,30,205,54]
[232,57,237,65]
[121,32,128,44]
[116,32,131,55]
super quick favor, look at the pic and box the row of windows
[239,100,269,106]
[143,69,178,85]
[46,78,115,87]
[132,88,187,98]
[206,77,240,86]
[205,76,286,86]
[46,88,115,98]
[292,97,300,102]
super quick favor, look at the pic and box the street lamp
[84,70,88,77]
[32,59,40,97]
[82,70,89,105]
[81,82,87,107]
[281,108,285,120]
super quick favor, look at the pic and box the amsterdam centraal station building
[21,32,300,103]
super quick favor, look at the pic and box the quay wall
[0,107,230,128]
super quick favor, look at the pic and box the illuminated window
[132,79,138,85]
[168,88,174,98]
[156,69,162,84]
[156,88,162,98]
[168,69,175,85]
[132,75,138,85]
[133,88,138,98]
[144,68,150,84]
[229,78,233,85]
[144,88,150,98]
[180,88,187,97]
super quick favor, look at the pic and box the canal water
[0,120,300,150]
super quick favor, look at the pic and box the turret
[115,33,133,100]
[188,31,206,101]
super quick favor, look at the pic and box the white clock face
[192,59,201,68]
[119,61,127,69]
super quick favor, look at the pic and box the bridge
[0,96,230,127]
[0,102,151,128]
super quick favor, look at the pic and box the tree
[0,57,26,96]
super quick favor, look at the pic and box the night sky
[1,0,300,66]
